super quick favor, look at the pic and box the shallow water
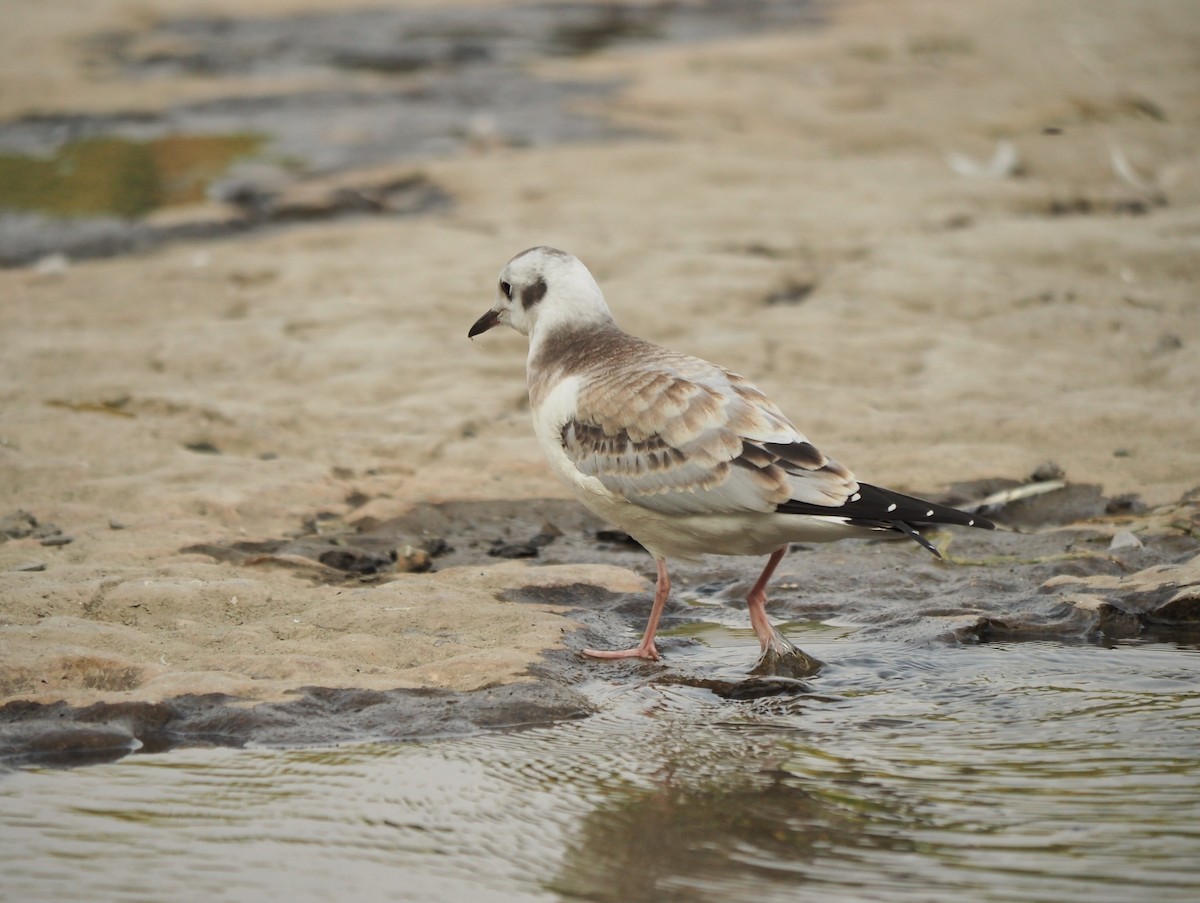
[3,631,1198,903]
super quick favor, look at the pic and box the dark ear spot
[521,276,547,310]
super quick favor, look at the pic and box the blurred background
[0,0,822,266]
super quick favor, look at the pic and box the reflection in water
[1,639,1198,903]
[551,754,917,901]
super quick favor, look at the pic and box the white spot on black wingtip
[968,518,975,526]
[887,503,897,512]
[926,509,934,517]
[851,492,861,502]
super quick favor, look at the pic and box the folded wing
[560,347,861,517]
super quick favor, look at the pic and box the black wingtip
[778,482,995,531]
[854,483,996,531]
[893,520,944,558]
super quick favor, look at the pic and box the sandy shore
[2,0,1198,709]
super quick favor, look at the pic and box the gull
[468,247,994,664]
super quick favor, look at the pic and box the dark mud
[0,683,590,769]
[189,479,1200,647]
[0,0,821,266]
[4,480,1197,768]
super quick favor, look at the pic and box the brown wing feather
[551,334,859,516]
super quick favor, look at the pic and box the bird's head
[468,246,615,341]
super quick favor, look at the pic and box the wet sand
[1,0,1199,756]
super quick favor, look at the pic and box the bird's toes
[751,630,823,678]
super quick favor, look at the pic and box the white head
[467,247,616,342]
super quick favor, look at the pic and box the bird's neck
[527,319,626,407]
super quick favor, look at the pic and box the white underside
[578,489,870,560]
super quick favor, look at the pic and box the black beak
[468,309,501,338]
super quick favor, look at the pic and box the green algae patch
[0,133,262,218]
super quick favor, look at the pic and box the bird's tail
[777,481,994,558]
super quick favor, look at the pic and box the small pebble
[1109,531,1143,551]
[422,537,451,557]
[1105,494,1146,515]
[0,510,38,540]
[397,545,433,573]
[30,522,62,540]
[10,561,47,572]
[489,539,541,559]
[1030,461,1065,482]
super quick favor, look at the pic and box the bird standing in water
[469,247,993,664]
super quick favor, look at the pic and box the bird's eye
[499,280,512,299]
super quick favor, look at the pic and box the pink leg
[584,558,670,661]
[745,547,794,654]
